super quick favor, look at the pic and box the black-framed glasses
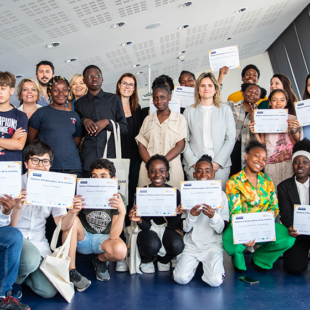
[29,157,51,166]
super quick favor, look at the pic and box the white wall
[138,52,274,107]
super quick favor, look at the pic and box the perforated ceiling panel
[160,32,180,55]
[200,55,210,70]
[155,0,175,7]
[73,0,108,17]
[0,10,19,26]
[79,56,109,72]
[209,17,235,41]
[11,35,44,50]
[0,46,10,56]
[233,9,263,34]
[19,0,59,17]
[0,24,32,41]
[185,24,208,48]
[46,24,78,38]
[34,12,70,28]
[106,49,133,69]
[182,58,199,72]
[133,40,156,63]
[162,64,179,80]
[239,41,260,57]
[117,1,147,17]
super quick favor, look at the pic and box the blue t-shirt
[0,107,28,162]
[37,94,49,107]
[28,105,82,170]
[303,125,310,140]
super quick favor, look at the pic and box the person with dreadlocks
[278,138,310,275]
[173,155,229,287]
[27,75,83,178]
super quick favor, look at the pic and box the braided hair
[196,154,213,167]
[145,154,170,172]
[47,76,70,104]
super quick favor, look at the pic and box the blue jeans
[0,226,23,296]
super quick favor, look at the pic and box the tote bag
[40,216,75,303]
[103,119,130,203]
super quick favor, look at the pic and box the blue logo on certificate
[236,216,243,219]
[80,181,87,184]
[184,183,191,187]
[33,173,42,177]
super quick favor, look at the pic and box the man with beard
[35,60,55,107]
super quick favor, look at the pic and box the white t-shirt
[201,105,214,158]
[295,176,309,205]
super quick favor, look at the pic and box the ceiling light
[223,37,232,41]
[178,60,185,63]
[111,21,126,28]
[132,64,140,67]
[121,41,132,46]
[15,75,23,78]
[143,84,148,87]
[65,58,77,63]
[178,24,189,30]
[46,42,60,48]
[235,7,246,13]
[180,1,193,8]
[178,51,186,54]
[146,22,161,29]
[137,72,143,75]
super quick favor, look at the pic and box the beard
[38,77,50,87]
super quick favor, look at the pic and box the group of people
[1,59,310,310]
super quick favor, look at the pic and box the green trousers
[223,223,295,271]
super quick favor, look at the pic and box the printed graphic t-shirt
[0,107,28,162]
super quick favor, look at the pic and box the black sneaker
[11,284,22,299]
[69,269,91,292]
[92,255,110,281]
[251,258,268,273]
[0,292,30,310]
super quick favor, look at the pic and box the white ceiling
[0,0,308,104]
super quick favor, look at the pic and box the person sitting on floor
[64,158,127,289]
[10,141,84,298]
[278,138,310,275]
[223,139,295,273]
[173,154,229,287]
[128,154,185,273]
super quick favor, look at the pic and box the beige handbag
[40,216,75,303]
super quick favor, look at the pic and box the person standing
[183,72,235,190]
[75,65,128,177]
[301,74,310,140]
[68,73,88,111]
[35,60,55,107]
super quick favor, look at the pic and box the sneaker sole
[116,267,129,272]
[76,280,91,292]
[96,275,110,281]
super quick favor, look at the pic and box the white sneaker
[245,246,255,253]
[171,257,177,268]
[158,261,170,272]
[116,259,128,272]
[140,262,155,273]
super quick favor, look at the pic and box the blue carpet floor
[21,253,310,310]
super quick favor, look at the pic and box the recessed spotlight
[178,51,186,54]
[15,75,23,78]
[121,41,132,46]
[178,59,185,63]
[132,64,140,68]
[137,71,143,75]
[178,24,190,30]
[235,7,246,13]
[223,37,232,41]
[65,58,77,63]
[143,84,148,87]
[146,22,161,29]
[180,1,193,8]
[46,42,60,48]
[111,21,126,29]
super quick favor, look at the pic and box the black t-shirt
[0,107,28,162]
[28,105,82,170]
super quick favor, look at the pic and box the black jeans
[137,229,184,264]
[283,235,310,275]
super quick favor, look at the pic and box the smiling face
[293,155,310,182]
[193,161,215,181]
[36,65,54,87]
[243,85,261,105]
[147,159,168,187]
[84,68,103,91]
[244,147,267,173]
[118,76,135,98]
[198,77,216,100]
[71,76,87,99]
[49,80,69,105]
[242,68,259,84]
[269,91,287,109]
[24,153,51,172]
[307,77,310,96]
[21,81,38,104]
[153,88,171,112]
[180,73,195,88]
[270,77,283,92]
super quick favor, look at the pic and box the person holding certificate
[223,140,295,273]
[128,155,184,273]
[183,72,236,190]
[136,83,186,190]
[228,83,267,177]
[63,158,127,285]
[10,142,87,298]
[301,74,310,140]
[278,139,310,275]
[249,89,300,189]
[174,155,229,287]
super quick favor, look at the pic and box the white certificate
[254,109,288,133]
[172,86,195,108]
[0,161,21,198]
[150,98,180,115]
[295,99,310,126]
[209,45,240,72]
[77,178,118,209]
[293,205,310,235]
[232,212,276,244]
[180,180,222,210]
[136,187,177,217]
[25,170,76,208]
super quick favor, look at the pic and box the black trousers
[137,229,184,264]
[283,235,310,275]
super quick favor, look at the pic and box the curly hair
[178,70,196,84]
[241,64,260,79]
[152,74,174,92]
[145,154,170,172]
[245,139,267,154]
[89,158,116,178]
[293,138,310,154]
[241,83,267,99]
[196,154,213,167]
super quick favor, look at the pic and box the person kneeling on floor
[65,158,127,290]
[173,155,229,287]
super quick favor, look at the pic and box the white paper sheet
[294,205,310,235]
[295,99,310,127]
[254,109,288,133]
[0,161,21,198]
[209,45,240,72]
[172,86,195,108]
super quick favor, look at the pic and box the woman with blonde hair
[68,73,88,110]
[17,78,42,119]
[183,72,236,190]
